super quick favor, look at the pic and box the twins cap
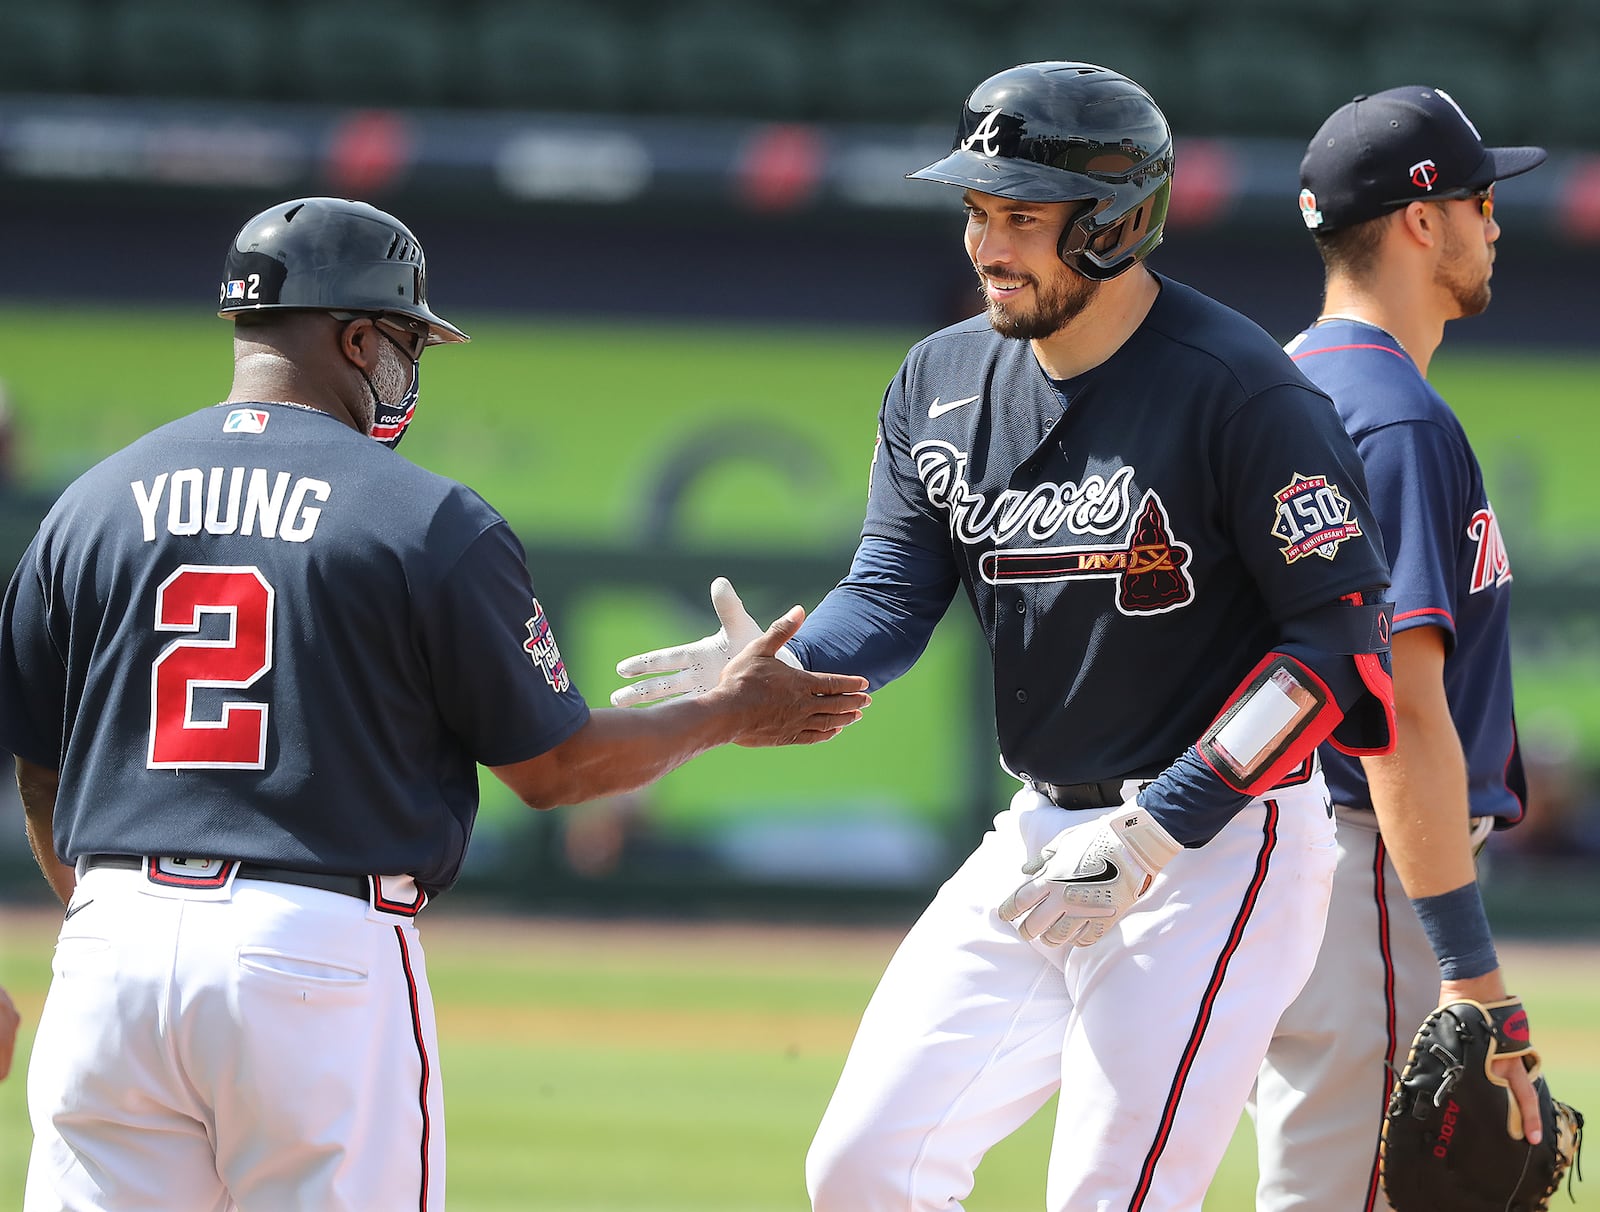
[1297,86,1546,232]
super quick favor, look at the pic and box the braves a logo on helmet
[960,109,1013,159]
[1271,473,1362,563]
[1467,502,1512,592]
[523,600,571,693]
[1409,159,1440,191]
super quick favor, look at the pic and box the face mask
[364,333,422,450]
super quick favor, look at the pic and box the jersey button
[1015,689,1028,703]
[1014,599,1026,614]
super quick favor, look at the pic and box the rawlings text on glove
[998,806,1182,947]
[1381,997,1584,1212]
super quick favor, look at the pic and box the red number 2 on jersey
[149,565,274,769]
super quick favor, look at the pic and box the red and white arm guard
[1197,593,1395,797]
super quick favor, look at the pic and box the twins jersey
[795,275,1390,785]
[1288,318,1526,822]
[0,402,589,894]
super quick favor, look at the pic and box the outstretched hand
[611,578,772,707]
[709,603,871,747]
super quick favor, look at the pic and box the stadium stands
[0,0,1591,147]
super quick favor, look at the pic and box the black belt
[1033,779,1143,810]
[83,854,370,901]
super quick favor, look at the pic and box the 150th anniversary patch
[1271,472,1362,563]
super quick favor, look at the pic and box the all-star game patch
[523,599,571,693]
[1271,472,1363,563]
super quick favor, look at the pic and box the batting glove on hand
[998,807,1182,947]
[611,578,798,707]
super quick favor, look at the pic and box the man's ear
[334,316,379,372]
[1397,201,1442,250]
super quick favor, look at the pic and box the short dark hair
[1312,211,1389,282]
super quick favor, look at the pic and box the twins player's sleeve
[0,536,67,768]
[420,519,590,767]
[788,365,960,687]
[1352,417,1468,644]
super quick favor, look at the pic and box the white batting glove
[610,577,798,707]
[998,806,1182,947]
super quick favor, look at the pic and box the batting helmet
[217,197,468,344]
[909,62,1173,281]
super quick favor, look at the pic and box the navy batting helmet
[909,62,1173,281]
[218,197,468,344]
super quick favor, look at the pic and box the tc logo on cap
[1299,189,1324,229]
[1409,159,1439,191]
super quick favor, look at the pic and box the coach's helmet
[909,62,1173,281]
[217,197,468,344]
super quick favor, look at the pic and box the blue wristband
[1412,882,1499,981]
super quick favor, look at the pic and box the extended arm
[612,535,956,705]
[1363,625,1541,1141]
[502,606,869,810]
[16,755,73,906]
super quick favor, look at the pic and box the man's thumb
[753,605,805,654]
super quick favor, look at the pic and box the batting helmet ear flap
[1055,169,1172,281]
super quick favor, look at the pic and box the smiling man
[612,62,1397,1211]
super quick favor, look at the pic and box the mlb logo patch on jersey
[523,600,571,693]
[1271,472,1362,563]
[223,409,270,434]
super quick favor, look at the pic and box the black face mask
[363,333,422,450]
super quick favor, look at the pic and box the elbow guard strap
[1197,653,1343,796]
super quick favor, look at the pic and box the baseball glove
[1381,998,1584,1212]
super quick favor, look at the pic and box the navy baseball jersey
[792,275,1390,785]
[1288,318,1525,822]
[0,402,589,893]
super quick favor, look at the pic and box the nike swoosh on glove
[998,806,1183,947]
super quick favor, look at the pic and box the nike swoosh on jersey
[928,394,981,418]
[64,897,94,920]
[1054,858,1118,885]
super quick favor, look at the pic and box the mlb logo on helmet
[224,279,247,301]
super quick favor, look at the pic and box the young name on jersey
[131,468,331,543]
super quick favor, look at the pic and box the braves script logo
[1271,473,1362,563]
[913,441,1195,614]
[523,600,570,693]
[961,109,1005,157]
[1467,502,1512,592]
[1410,159,1440,191]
